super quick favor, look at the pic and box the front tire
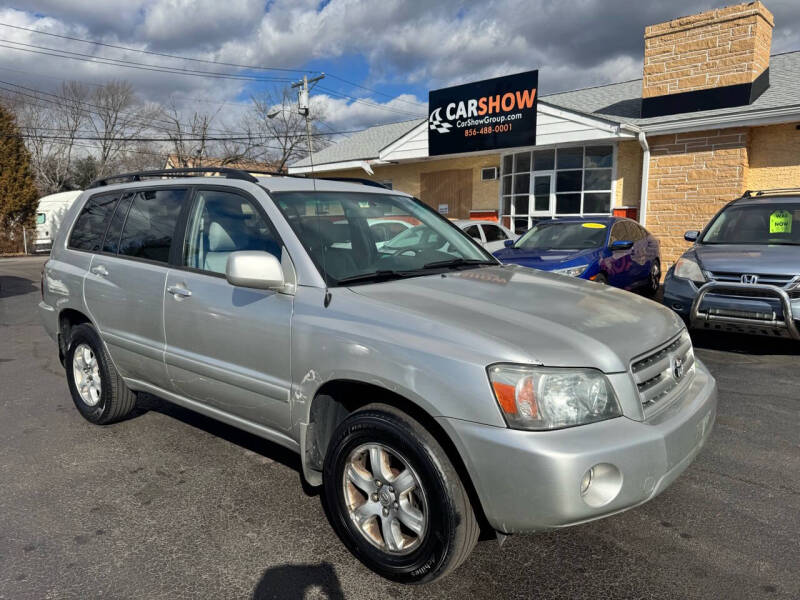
[65,323,136,424]
[644,260,661,297]
[323,404,478,584]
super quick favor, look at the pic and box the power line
[0,21,426,118]
[0,39,295,83]
[0,22,313,74]
[325,73,424,109]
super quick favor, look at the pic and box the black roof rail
[742,188,800,198]
[318,177,390,189]
[88,167,261,188]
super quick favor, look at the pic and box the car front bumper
[438,360,717,534]
[663,271,800,338]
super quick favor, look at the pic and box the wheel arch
[303,379,492,535]
[57,308,94,366]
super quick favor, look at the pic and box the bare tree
[88,81,159,176]
[159,98,220,167]
[247,87,330,171]
[13,82,89,193]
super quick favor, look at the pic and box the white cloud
[2,0,799,133]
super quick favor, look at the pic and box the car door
[481,223,511,252]
[163,187,293,431]
[463,224,483,246]
[606,221,636,288]
[83,187,188,390]
[628,222,651,285]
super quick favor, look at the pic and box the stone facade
[326,154,501,210]
[646,128,749,264]
[746,122,800,190]
[615,140,643,210]
[642,2,774,99]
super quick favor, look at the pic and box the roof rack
[318,177,390,189]
[742,188,800,197]
[88,168,390,190]
[88,167,263,188]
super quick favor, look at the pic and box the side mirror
[225,251,285,290]
[504,239,515,248]
[684,230,699,242]
[609,240,634,251]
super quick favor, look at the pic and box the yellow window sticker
[582,223,606,229]
[770,210,792,234]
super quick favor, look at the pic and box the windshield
[272,191,495,285]
[701,202,800,245]
[514,221,608,250]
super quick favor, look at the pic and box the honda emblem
[740,274,759,284]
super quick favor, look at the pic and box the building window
[500,144,613,232]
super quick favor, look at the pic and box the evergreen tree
[0,104,39,235]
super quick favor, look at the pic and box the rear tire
[322,404,478,584]
[65,323,136,425]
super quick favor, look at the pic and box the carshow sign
[428,70,538,156]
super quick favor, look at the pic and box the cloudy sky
[1,0,798,132]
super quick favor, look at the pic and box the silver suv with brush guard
[39,168,717,584]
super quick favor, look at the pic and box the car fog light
[580,463,622,508]
[580,468,594,496]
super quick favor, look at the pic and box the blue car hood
[493,246,599,270]
[693,244,800,277]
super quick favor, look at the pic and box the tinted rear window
[68,194,120,252]
[118,189,186,263]
[102,192,134,254]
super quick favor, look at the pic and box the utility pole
[292,73,325,173]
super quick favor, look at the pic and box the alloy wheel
[72,343,102,406]
[342,443,429,555]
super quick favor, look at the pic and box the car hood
[694,244,800,276]
[350,265,683,373]
[492,247,599,269]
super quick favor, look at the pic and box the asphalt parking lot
[1,255,798,600]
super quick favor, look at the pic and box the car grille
[631,330,695,415]
[705,271,800,299]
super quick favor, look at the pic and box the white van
[34,191,83,253]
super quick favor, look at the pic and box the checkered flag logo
[428,108,452,134]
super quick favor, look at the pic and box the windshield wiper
[421,258,497,270]
[336,270,418,285]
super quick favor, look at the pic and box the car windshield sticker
[582,223,606,229]
[769,210,792,233]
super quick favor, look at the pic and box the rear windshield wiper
[421,258,497,270]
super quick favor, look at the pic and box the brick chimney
[642,2,774,116]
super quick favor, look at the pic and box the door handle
[90,264,108,277]
[167,285,192,299]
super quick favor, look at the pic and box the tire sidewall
[323,412,456,583]
[65,325,111,423]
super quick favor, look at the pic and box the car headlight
[673,257,706,285]
[488,364,621,430]
[552,265,588,277]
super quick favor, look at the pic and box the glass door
[531,172,554,222]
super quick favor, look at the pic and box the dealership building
[290,1,800,266]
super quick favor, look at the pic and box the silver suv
[39,168,717,584]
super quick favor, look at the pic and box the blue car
[493,216,661,295]
[663,189,800,339]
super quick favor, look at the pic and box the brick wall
[643,2,773,99]
[646,128,749,266]
[746,122,800,190]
